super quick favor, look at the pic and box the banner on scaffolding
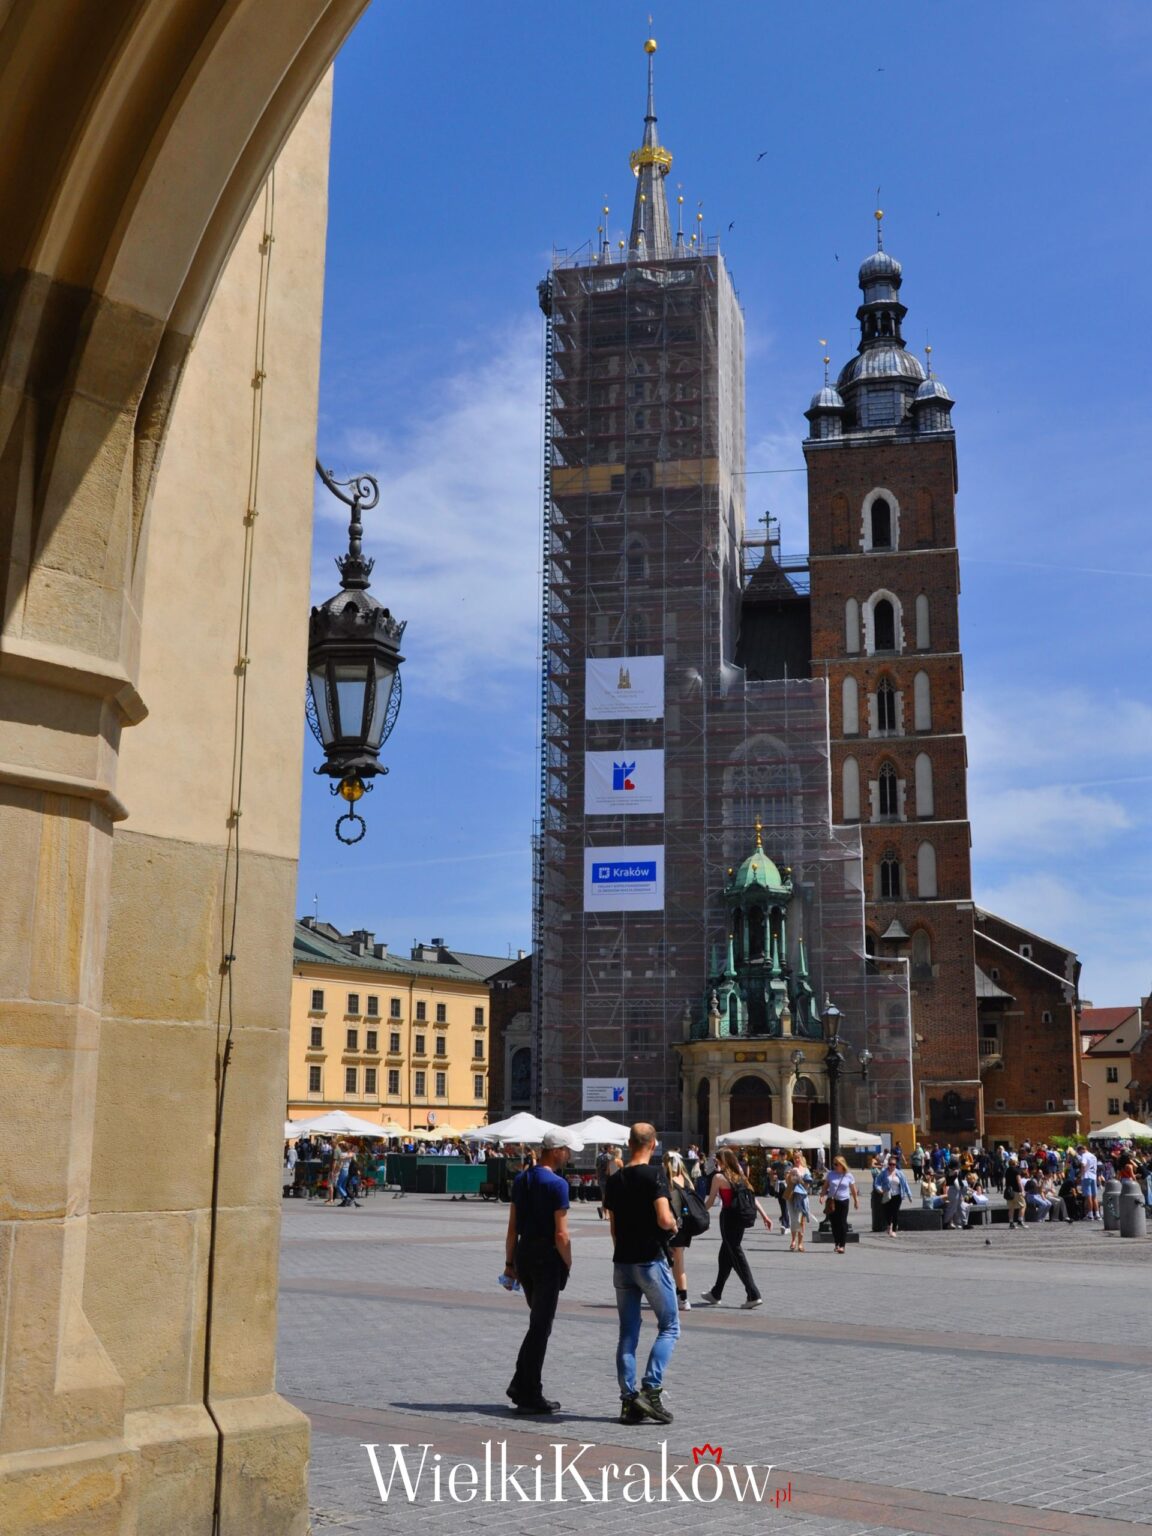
[582,1078,629,1112]
[583,845,664,912]
[585,655,664,720]
[584,749,665,815]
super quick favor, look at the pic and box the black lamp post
[822,1000,844,1166]
[306,460,405,843]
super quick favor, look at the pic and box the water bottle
[497,1271,521,1292]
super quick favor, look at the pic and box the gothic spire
[628,36,673,259]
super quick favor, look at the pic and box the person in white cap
[503,1130,574,1414]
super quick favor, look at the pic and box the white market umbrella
[1087,1118,1152,1141]
[462,1112,557,1143]
[564,1116,632,1145]
[284,1110,393,1139]
[793,1124,883,1151]
[716,1121,803,1150]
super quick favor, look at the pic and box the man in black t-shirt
[604,1123,680,1426]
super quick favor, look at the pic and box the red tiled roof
[1080,1007,1138,1033]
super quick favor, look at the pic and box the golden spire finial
[875,204,885,250]
[755,817,763,849]
[820,338,830,386]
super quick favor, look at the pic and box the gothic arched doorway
[792,1075,829,1133]
[729,1074,773,1133]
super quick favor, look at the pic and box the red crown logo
[692,1444,723,1464]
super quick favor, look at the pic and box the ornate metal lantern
[306,460,405,842]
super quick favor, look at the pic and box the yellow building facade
[290,922,499,1130]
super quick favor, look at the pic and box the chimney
[517,949,526,960]
[372,942,388,959]
[431,937,445,948]
[300,915,316,929]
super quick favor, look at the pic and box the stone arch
[917,841,939,898]
[729,1073,774,1133]
[915,752,935,817]
[913,670,932,730]
[864,589,903,655]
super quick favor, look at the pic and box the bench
[896,1207,943,1232]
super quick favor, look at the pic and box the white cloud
[970,784,1132,856]
[967,688,1152,778]
[313,323,542,705]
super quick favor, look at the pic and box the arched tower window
[917,842,938,898]
[878,761,899,819]
[911,928,933,979]
[879,852,902,900]
[876,676,897,734]
[870,497,892,549]
[915,593,930,649]
[913,671,932,731]
[842,675,859,735]
[842,756,860,821]
[915,753,935,817]
[845,597,860,654]
[873,598,896,652]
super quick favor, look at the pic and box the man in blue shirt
[504,1131,576,1414]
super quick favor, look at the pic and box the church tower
[804,215,982,1139]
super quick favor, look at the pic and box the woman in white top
[785,1151,813,1253]
[823,1155,859,1254]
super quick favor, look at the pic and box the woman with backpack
[697,1147,773,1309]
[663,1150,706,1312]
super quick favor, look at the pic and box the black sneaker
[619,1393,645,1425]
[633,1386,673,1425]
[514,1397,560,1415]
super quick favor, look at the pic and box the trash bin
[1119,1179,1147,1239]
[1102,1177,1122,1231]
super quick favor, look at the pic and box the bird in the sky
[834,253,839,262]
[728,221,735,231]
[756,150,768,161]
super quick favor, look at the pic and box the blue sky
[300,2,1152,1005]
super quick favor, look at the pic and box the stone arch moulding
[861,486,900,553]
[863,589,903,655]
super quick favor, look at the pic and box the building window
[387,1069,400,1095]
[308,1065,321,1093]
[474,1074,485,1099]
[917,842,938,898]
[345,1067,357,1094]
[365,1031,378,1053]
[842,756,861,821]
[435,1036,447,1056]
[414,1071,426,1097]
[842,675,859,736]
[915,753,935,817]
[1108,1098,1120,1117]
[346,1028,358,1051]
[474,1038,484,1059]
[873,598,896,652]
[365,1068,377,1095]
[434,1072,447,1098]
[1041,1011,1053,1026]
[310,989,324,1011]
[880,854,902,900]
[415,1000,427,1022]
[913,671,931,731]
[366,996,379,1017]
[870,497,892,550]
[1107,1066,1119,1083]
[878,762,898,818]
[347,993,360,1015]
[389,1031,401,1053]
[435,1003,447,1023]
[474,1006,484,1027]
[1019,944,1032,960]
[309,1026,323,1049]
[915,593,930,649]
[845,597,860,654]
[911,929,932,979]
[414,1035,426,1056]
[876,677,897,733]
[390,997,402,1019]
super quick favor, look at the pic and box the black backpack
[732,1181,758,1228]
[674,1183,711,1238]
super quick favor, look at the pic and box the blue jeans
[613,1259,680,1396]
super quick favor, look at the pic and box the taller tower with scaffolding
[534,41,913,1142]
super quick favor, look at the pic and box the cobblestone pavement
[276,1193,1152,1535]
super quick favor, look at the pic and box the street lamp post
[822,1000,843,1166]
[306,460,406,843]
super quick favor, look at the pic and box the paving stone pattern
[276,1194,1152,1535]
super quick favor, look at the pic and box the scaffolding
[534,247,911,1140]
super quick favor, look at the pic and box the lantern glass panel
[309,665,336,746]
[366,659,397,749]
[333,661,369,741]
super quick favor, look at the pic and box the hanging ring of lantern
[335,811,367,845]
